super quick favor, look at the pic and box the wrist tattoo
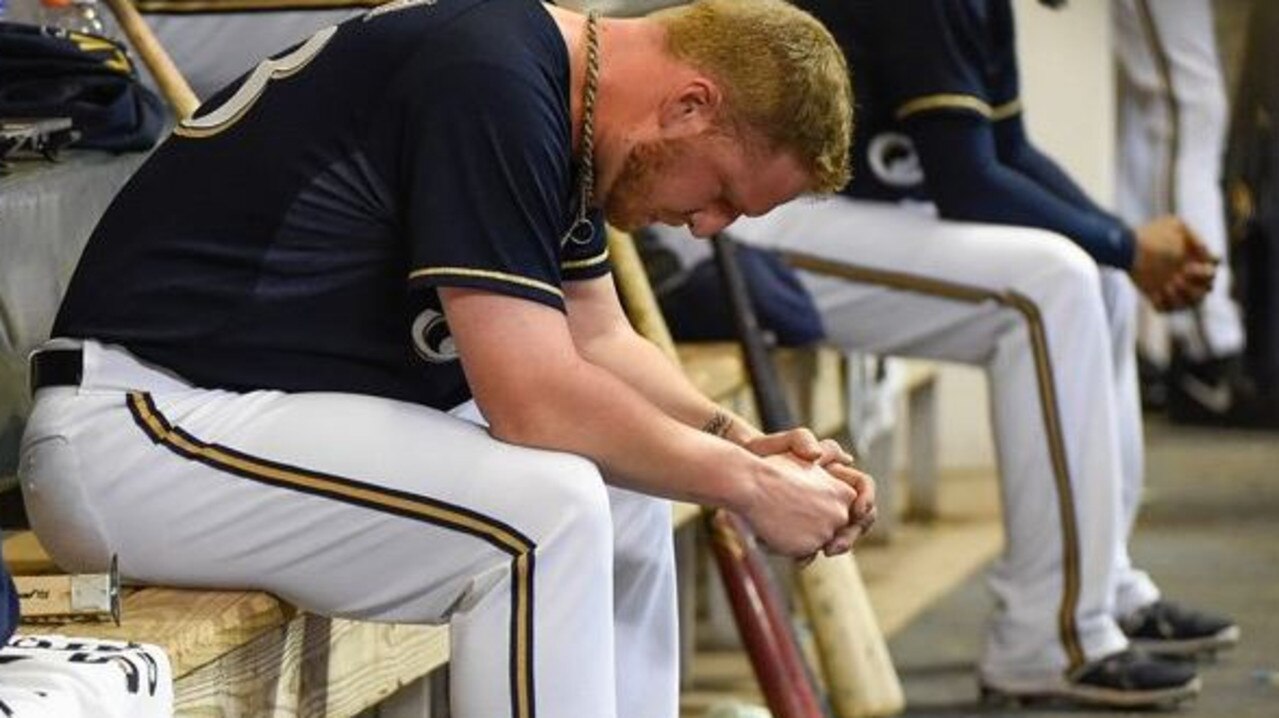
[701,411,733,438]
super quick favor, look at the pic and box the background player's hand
[741,452,856,558]
[1130,216,1214,308]
[744,428,855,469]
[1157,231,1217,310]
[1151,258,1217,311]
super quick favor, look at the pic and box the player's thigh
[728,199,1102,359]
[24,387,610,622]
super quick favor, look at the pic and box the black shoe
[1122,600,1241,656]
[980,650,1200,708]
[1166,353,1279,428]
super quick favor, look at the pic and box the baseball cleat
[1122,600,1241,657]
[1166,354,1279,428]
[979,650,1201,709]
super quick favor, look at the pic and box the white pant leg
[1114,0,1244,361]
[452,402,680,718]
[17,341,680,718]
[609,486,678,718]
[725,199,1130,682]
[1098,275,1162,616]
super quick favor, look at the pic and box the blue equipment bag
[0,21,165,151]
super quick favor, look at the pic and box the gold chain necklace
[562,10,600,247]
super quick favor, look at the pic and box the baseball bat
[606,228,826,718]
[102,0,201,118]
[706,510,827,718]
[711,233,905,717]
[796,554,903,716]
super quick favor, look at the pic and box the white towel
[0,634,173,718]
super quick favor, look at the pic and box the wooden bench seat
[4,531,452,717]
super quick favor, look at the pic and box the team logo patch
[867,132,925,188]
[411,308,458,363]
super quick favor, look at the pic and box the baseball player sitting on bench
[653,0,1236,709]
[16,2,873,717]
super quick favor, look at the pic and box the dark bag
[0,22,165,152]
[635,229,826,347]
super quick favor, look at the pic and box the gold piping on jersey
[174,25,337,139]
[991,99,1023,121]
[409,267,564,300]
[780,251,1087,672]
[133,0,385,13]
[895,93,1022,122]
[69,33,133,73]
[561,250,610,271]
[125,391,538,718]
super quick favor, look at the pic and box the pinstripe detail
[561,249,610,271]
[125,392,537,718]
[781,251,1087,671]
[895,94,1022,122]
[409,267,563,300]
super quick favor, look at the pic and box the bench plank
[64,588,294,679]
[174,614,448,718]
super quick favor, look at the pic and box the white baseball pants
[1114,0,1244,363]
[19,340,678,718]
[721,197,1161,685]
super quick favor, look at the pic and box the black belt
[30,348,84,392]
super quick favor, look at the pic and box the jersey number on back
[174,27,337,139]
[175,0,432,139]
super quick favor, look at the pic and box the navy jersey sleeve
[874,0,1021,122]
[399,57,585,311]
[559,208,613,283]
[910,115,1136,267]
[994,116,1108,211]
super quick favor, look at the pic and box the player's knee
[1014,228,1101,294]
[612,493,673,572]
[532,454,612,548]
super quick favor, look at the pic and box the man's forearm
[482,346,761,510]
[575,325,761,445]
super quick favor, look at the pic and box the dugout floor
[681,413,1279,718]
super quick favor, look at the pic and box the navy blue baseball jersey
[801,0,1135,267]
[54,0,610,409]
[804,0,1020,202]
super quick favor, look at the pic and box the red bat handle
[706,509,825,718]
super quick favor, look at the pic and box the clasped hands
[1131,215,1219,312]
[742,428,877,564]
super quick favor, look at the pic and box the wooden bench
[5,530,451,717]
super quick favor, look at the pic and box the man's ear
[658,78,722,137]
